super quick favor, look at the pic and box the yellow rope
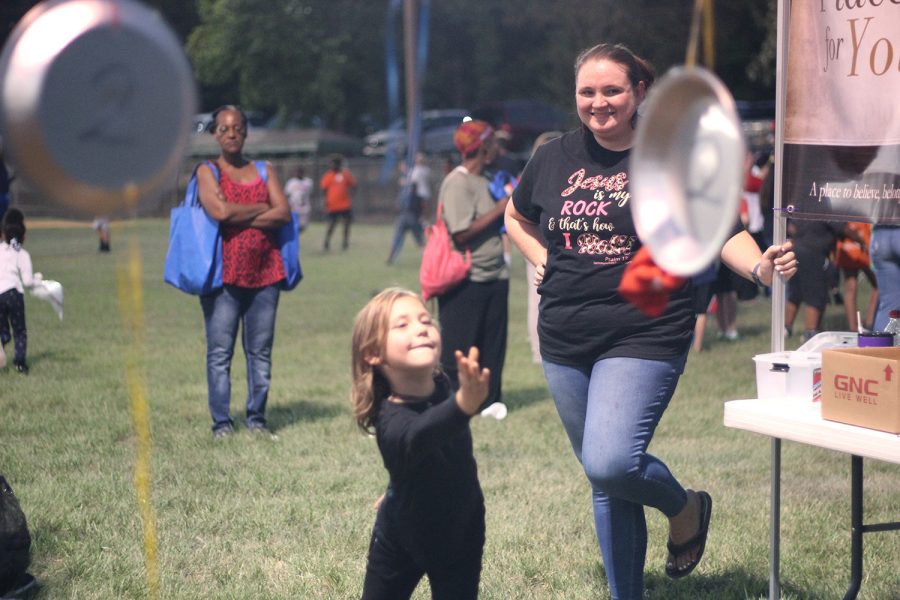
[703,0,715,69]
[686,0,716,69]
[116,232,160,600]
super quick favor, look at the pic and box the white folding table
[724,398,900,600]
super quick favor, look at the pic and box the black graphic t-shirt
[513,128,694,366]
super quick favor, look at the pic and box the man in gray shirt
[436,120,509,418]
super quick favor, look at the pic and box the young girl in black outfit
[351,288,489,600]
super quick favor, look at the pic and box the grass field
[2,218,898,599]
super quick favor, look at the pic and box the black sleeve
[381,393,472,474]
[511,148,544,224]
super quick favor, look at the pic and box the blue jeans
[200,284,280,431]
[388,210,424,263]
[543,354,688,600]
[870,226,900,331]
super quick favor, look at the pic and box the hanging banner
[783,0,900,223]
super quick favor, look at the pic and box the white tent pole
[768,2,791,599]
[772,1,789,355]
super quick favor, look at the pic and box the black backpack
[0,476,31,596]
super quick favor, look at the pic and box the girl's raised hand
[454,347,490,416]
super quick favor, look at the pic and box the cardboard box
[821,347,900,433]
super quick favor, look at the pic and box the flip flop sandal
[665,490,713,579]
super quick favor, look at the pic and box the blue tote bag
[164,161,301,294]
[250,161,302,291]
[164,162,222,295]
[277,211,302,291]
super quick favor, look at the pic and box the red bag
[617,246,687,317]
[419,202,471,300]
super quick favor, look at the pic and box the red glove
[617,247,687,317]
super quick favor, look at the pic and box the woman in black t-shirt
[505,43,797,599]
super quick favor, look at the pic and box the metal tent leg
[843,455,863,600]
[770,438,781,600]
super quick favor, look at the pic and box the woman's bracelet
[751,262,765,287]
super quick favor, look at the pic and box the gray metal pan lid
[631,66,745,276]
[0,0,197,214]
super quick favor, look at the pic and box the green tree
[1,0,775,134]
[1,1,198,50]
[421,0,773,113]
[186,0,384,133]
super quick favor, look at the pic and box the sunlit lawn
[1,218,897,599]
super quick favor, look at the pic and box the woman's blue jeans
[200,284,280,432]
[388,210,424,263]
[543,354,688,600]
[871,226,900,331]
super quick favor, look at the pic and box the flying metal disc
[0,0,197,214]
[631,66,745,276]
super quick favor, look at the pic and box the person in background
[689,263,718,352]
[490,130,522,175]
[438,120,509,420]
[870,223,900,332]
[834,222,878,331]
[92,217,110,252]
[710,153,768,342]
[485,131,519,268]
[351,288,488,600]
[284,165,313,233]
[711,266,741,341]
[758,159,776,251]
[196,105,292,439]
[505,43,797,599]
[785,218,863,341]
[387,152,429,265]
[742,151,770,251]
[321,154,356,251]
[0,209,35,374]
[0,147,13,222]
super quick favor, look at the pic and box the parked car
[421,123,462,155]
[192,110,270,134]
[363,109,468,156]
[468,99,570,154]
[192,112,214,134]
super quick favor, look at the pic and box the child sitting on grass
[351,288,489,600]
[0,209,33,373]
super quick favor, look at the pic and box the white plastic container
[795,331,857,353]
[753,332,857,402]
[753,351,823,402]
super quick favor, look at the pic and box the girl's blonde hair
[351,287,426,434]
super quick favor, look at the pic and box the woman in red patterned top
[197,105,291,439]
